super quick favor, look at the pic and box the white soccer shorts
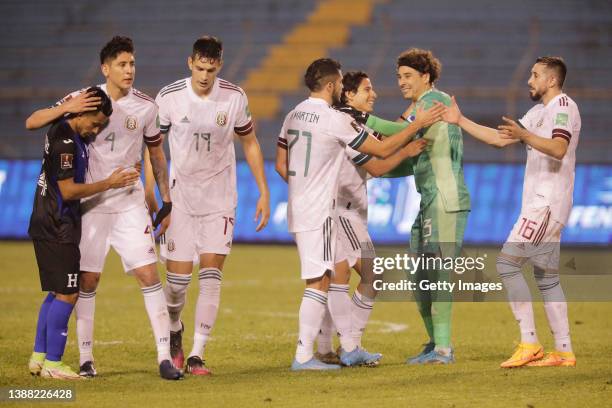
[160,206,235,262]
[502,206,563,270]
[292,217,337,280]
[79,205,157,274]
[335,212,375,268]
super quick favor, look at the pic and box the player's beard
[529,88,543,102]
[332,86,342,106]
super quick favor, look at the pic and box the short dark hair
[340,71,369,104]
[397,48,441,84]
[85,86,113,117]
[536,56,567,88]
[100,36,134,64]
[304,58,342,92]
[192,36,223,61]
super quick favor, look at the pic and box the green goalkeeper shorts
[410,194,469,259]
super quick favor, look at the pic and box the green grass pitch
[0,242,610,407]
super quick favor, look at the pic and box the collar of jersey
[544,92,567,108]
[99,83,133,104]
[416,87,435,102]
[307,97,330,107]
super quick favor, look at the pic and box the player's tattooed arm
[240,131,270,231]
[443,96,517,148]
[25,91,102,130]
[146,142,170,202]
[146,142,172,236]
[142,149,159,216]
[498,117,569,160]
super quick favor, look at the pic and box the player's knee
[332,261,351,285]
[533,266,560,292]
[79,272,100,292]
[306,272,330,292]
[133,264,161,288]
[496,253,522,279]
[57,292,79,305]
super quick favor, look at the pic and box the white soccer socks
[296,288,328,363]
[141,283,172,363]
[350,290,374,348]
[328,284,356,352]
[75,290,96,365]
[317,308,335,354]
[497,255,539,344]
[164,271,192,332]
[189,268,222,359]
[534,267,573,352]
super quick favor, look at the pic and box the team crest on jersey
[167,239,176,252]
[216,111,228,127]
[60,153,73,169]
[125,115,138,131]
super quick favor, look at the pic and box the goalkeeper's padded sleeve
[365,115,409,136]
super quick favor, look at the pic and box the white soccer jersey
[156,77,253,215]
[54,85,161,213]
[277,97,368,232]
[337,144,374,222]
[518,93,581,225]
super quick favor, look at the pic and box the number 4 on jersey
[105,132,115,151]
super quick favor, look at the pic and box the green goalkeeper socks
[432,301,452,348]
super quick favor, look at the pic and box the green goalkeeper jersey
[369,88,470,212]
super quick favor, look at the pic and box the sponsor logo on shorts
[167,239,175,252]
[60,153,73,169]
[125,115,138,131]
[147,247,155,255]
[216,111,228,127]
[225,241,232,248]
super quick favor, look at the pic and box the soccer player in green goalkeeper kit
[346,48,470,364]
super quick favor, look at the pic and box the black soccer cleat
[159,359,183,380]
[79,360,97,378]
[170,321,185,369]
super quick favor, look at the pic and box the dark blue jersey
[28,119,89,244]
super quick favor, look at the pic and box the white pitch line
[247,311,408,333]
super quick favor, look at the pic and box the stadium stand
[1,0,611,163]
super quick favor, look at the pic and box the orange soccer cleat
[526,351,576,367]
[500,343,544,368]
